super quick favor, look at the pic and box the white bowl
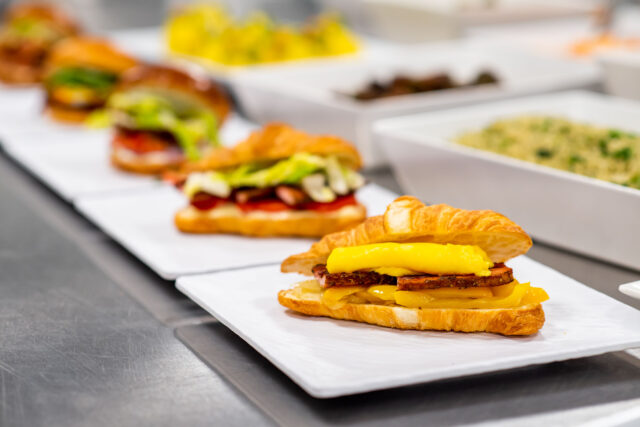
[375,91,640,271]
[599,51,640,101]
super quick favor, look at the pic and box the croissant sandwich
[43,37,138,123]
[107,64,231,174]
[0,3,80,85]
[279,196,549,336]
[174,123,367,237]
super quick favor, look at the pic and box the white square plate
[75,184,397,279]
[177,256,640,398]
[3,115,257,201]
[374,91,640,270]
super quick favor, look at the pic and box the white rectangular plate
[0,113,102,147]
[0,86,44,118]
[75,184,397,279]
[177,256,640,398]
[3,115,257,201]
[375,91,640,270]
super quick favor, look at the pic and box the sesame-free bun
[3,3,81,36]
[46,37,137,74]
[282,196,532,275]
[115,64,231,124]
[184,122,363,173]
[175,203,367,238]
[278,285,545,336]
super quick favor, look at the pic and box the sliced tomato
[113,131,172,154]
[190,192,227,211]
[302,194,358,212]
[236,199,291,213]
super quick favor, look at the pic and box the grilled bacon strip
[312,264,513,291]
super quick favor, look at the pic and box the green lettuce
[2,18,62,42]
[107,92,220,161]
[227,153,326,187]
[47,67,118,92]
[183,153,365,202]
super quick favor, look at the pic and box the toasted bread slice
[182,123,362,173]
[110,145,184,175]
[44,103,93,123]
[282,196,532,275]
[175,203,367,237]
[278,286,545,336]
[0,59,42,85]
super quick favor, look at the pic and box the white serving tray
[375,91,640,271]
[176,256,640,398]
[3,131,160,201]
[2,115,256,201]
[75,184,397,279]
[0,86,44,118]
[0,113,107,148]
[230,42,598,167]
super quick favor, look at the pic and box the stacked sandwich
[280,196,549,335]
[0,3,80,84]
[44,37,137,122]
[175,123,367,237]
[107,65,231,174]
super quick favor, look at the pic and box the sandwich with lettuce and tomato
[44,37,137,123]
[105,64,230,174]
[175,123,367,237]
[0,3,80,85]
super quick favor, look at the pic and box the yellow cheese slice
[299,280,549,311]
[326,243,494,277]
[322,286,365,309]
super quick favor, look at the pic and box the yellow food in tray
[165,4,359,66]
[457,116,640,190]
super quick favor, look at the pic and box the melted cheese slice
[326,243,494,277]
[301,280,549,310]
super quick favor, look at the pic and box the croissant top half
[281,196,532,276]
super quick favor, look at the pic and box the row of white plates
[2,85,640,398]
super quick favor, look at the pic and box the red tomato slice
[190,192,226,211]
[236,199,291,213]
[302,194,358,212]
[113,131,171,154]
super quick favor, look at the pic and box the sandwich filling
[0,17,66,68]
[182,153,365,213]
[293,242,548,310]
[105,90,220,161]
[46,67,119,111]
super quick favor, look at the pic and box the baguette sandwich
[43,37,137,123]
[107,64,230,174]
[0,3,80,85]
[175,123,367,237]
[279,196,548,336]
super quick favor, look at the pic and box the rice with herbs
[456,116,640,190]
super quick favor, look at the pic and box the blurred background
[0,0,635,32]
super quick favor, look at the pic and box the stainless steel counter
[1,148,639,426]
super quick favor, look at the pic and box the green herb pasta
[456,116,640,190]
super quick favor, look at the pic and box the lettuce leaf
[107,92,220,160]
[47,67,118,91]
[183,153,365,202]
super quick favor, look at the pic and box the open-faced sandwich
[0,3,80,85]
[175,123,367,237]
[107,64,230,174]
[279,196,548,336]
[43,37,137,123]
